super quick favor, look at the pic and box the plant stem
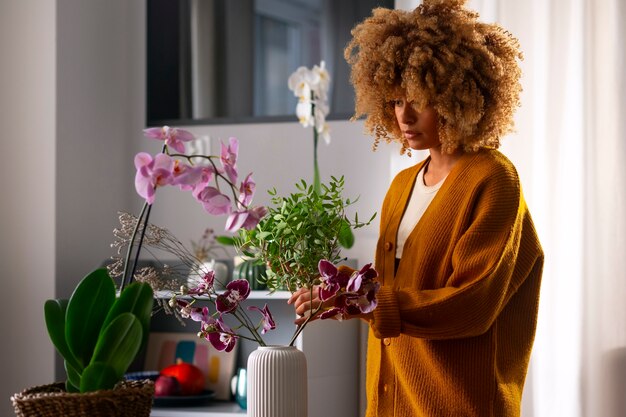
[121,144,166,291]
[130,203,154,283]
[232,309,265,346]
[288,303,324,346]
[312,101,321,195]
[120,200,149,291]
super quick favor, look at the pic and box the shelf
[155,290,292,300]
[248,290,291,299]
[151,401,245,417]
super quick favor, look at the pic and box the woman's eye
[391,99,404,107]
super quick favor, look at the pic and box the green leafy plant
[44,268,153,393]
[231,176,376,293]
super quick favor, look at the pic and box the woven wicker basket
[11,379,154,417]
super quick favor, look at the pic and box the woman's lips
[403,131,420,139]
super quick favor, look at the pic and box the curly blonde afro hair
[344,0,523,154]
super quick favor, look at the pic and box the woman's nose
[397,103,416,124]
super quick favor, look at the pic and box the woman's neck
[424,147,464,186]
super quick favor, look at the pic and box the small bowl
[125,371,160,382]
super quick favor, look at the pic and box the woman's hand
[288,285,376,325]
[288,286,332,326]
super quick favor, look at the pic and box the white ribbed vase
[247,346,307,417]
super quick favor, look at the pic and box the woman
[289,1,544,416]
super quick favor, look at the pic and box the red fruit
[154,375,181,397]
[160,359,205,396]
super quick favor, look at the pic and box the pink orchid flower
[143,126,195,153]
[186,270,215,296]
[134,152,175,204]
[354,281,380,314]
[248,304,276,334]
[318,259,339,301]
[220,137,239,183]
[319,306,343,320]
[175,300,210,322]
[195,186,232,215]
[191,165,218,197]
[216,279,251,314]
[317,259,352,301]
[225,206,268,232]
[210,325,238,352]
[316,260,380,320]
[238,173,256,207]
[346,263,377,293]
[170,160,204,191]
[199,317,238,352]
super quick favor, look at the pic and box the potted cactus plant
[11,268,155,417]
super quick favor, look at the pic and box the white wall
[0,0,56,414]
[56,0,140,299]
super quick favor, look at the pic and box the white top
[395,166,447,258]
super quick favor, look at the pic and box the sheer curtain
[581,1,626,416]
[392,1,626,416]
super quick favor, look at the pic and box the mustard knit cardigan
[365,149,543,417]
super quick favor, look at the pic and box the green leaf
[242,249,256,258]
[80,362,119,392]
[65,379,79,393]
[65,269,116,368]
[65,360,81,391]
[44,299,83,372]
[91,313,142,379]
[102,282,153,352]
[338,220,355,249]
[216,235,236,246]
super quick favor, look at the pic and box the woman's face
[393,97,440,151]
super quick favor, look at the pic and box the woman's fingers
[288,286,325,322]
[295,299,320,317]
[294,314,310,326]
[287,287,309,305]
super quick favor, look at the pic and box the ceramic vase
[247,345,307,417]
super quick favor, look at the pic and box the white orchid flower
[288,67,320,100]
[288,61,333,194]
[296,100,315,128]
[289,61,332,143]
[314,99,330,118]
[312,61,330,101]
[317,122,331,145]
[313,104,331,144]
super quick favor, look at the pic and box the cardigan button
[384,241,393,251]
[383,338,391,346]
